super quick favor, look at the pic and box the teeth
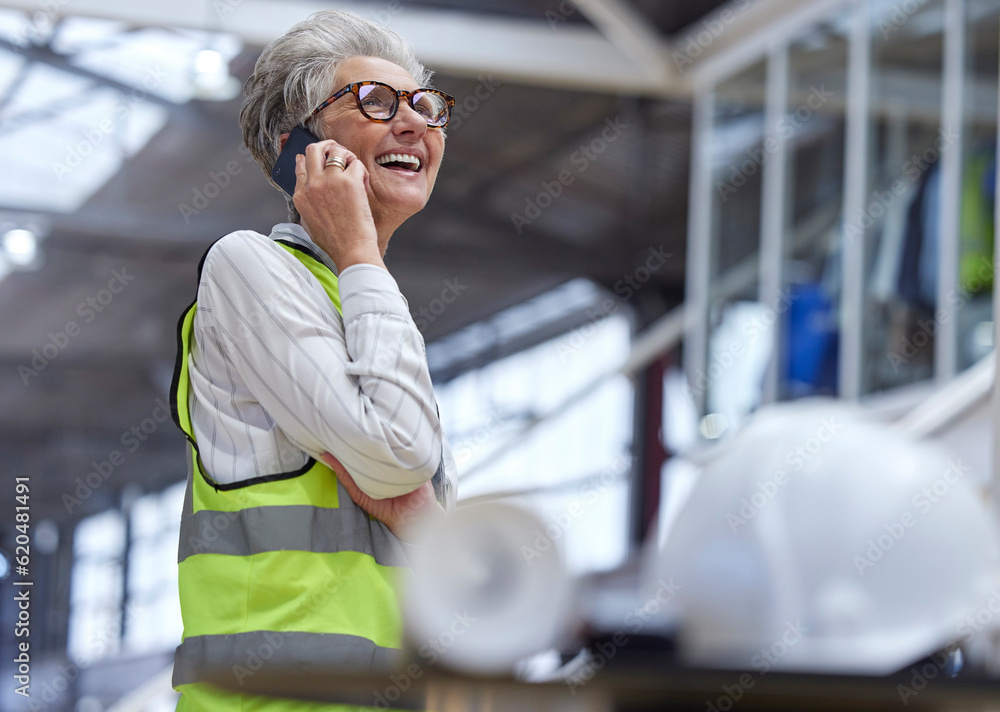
[376,153,421,170]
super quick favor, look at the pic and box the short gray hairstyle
[240,10,432,221]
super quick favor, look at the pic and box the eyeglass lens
[357,84,449,126]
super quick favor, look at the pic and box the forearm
[321,262,444,494]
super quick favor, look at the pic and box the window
[68,509,125,663]
[434,282,634,575]
[123,482,184,655]
[67,481,185,662]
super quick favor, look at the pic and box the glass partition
[957,0,999,370]
[860,0,945,394]
[687,0,999,417]
[780,15,850,399]
[702,61,767,435]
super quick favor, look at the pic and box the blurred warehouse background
[0,0,998,708]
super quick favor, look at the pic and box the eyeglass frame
[309,81,455,128]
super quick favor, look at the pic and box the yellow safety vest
[170,239,409,710]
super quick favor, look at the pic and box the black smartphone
[270,125,320,197]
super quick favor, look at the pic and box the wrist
[334,247,386,273]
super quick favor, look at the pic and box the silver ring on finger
[325,155,347,171]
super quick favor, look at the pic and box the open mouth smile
[375,152,422,172]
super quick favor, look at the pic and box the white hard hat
[652,399,1000,674]
[402,502,574,675]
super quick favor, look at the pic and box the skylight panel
[0,48,25,100]
[0,85,166,212]
[49,15,127,54]
[68,25,241,103]
[0,60,92,121]
[0,15,238,215]
[0,8,39,47]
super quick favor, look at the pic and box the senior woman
[169,10,457,710]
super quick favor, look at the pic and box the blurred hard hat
[402,502,574,675]
[651,399,1000,674]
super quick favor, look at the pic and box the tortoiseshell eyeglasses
[310,81,455,128]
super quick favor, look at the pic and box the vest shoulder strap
[169,234,341,491]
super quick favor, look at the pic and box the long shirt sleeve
[187,227,447,499]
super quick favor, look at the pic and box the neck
[373,208,408,256]
[375,223,395,255]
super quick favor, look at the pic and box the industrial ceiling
[0,0,735,528]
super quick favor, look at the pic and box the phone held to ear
[271,125,320,197]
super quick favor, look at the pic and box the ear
[279,132,290,150]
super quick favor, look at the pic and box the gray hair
[240,10,432,221]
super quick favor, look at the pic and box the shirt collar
[269,222,340,275]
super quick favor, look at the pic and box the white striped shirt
[187,222,455,504]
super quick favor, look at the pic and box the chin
[383,194,431,218]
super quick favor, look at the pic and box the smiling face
[313,56,445,234]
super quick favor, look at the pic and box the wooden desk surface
[199,660,1000,711]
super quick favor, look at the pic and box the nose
[392,99,428,136]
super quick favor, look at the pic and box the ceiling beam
[574,0,678,88]
[0,0,688,97]
[683,0,851,86]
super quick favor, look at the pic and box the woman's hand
[320,452,444,539]
[292,139,383,273]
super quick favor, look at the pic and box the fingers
[293,138,360,212]
[304,140,355,175]
[303,140,330,175]
[294,141,359,199]
[344,156,367,180]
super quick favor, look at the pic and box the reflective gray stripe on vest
[172,630,403,687]
[178,488,409,568]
